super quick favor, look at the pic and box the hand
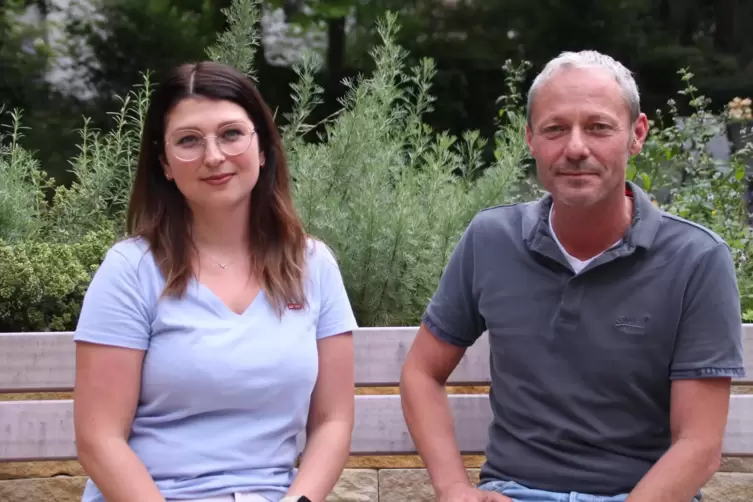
[438,483,513,502]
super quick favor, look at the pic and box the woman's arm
[285,332,355,502]
[72,245,162,501]
[74,342,166,502]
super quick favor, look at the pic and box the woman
[72,61,357,502]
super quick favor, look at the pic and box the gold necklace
[200,252,236,269]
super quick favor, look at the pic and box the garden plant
[1,0,751,332]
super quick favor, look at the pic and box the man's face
[526,66,648,208]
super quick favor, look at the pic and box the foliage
[0,226,113,332]
[0,109,51,243]
[205,0,262,79]
[627,69,753,321]
[0,0,752,330]
[281,14,531,325]
[61,0,219,105]
[0,0,53,113]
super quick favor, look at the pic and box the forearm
[287,418,353,502]
[627,438,720,502]
[78,436,165,502]
[400,368,471,496]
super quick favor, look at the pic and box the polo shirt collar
[522,180,662,254]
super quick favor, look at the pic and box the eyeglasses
[165,123,256,162]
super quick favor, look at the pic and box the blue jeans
[479,480,702,502]
[479,480,628,502]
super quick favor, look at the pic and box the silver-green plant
[0,108,54,243]
[279,13,530,325]
[2,0,751,330]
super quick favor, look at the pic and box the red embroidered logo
[287,303,303,310]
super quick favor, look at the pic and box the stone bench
[1,326,752,501]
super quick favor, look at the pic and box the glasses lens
[167,129,204,162]
[166,124,254,162]
[218,124,253,157]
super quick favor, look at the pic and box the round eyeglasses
[165,123,256,162]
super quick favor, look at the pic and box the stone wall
[2,459,753,501]
[2,388,752,501]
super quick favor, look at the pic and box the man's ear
[525,124,534,156]
[629,113,650,156]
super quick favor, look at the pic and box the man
[399,50,746,502]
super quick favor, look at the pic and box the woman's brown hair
[126,61,308,315]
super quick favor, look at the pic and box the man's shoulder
[654,210,728,257]
[469,201,535,234]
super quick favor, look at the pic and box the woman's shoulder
[305,236,341,270]
[109,235,151,258]
[98,235,160,280]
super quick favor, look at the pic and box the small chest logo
[615,314,651,326]
[615,314,651,334]
[287,303,303,311]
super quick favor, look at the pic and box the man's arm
[400,324,510,502]
[400,216,509,502]
[625,378,730,502]
[628,242,745,502]
[400,323,474,496]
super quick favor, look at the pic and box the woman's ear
[160,155,173,180]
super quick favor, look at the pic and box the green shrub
[627,69,753,321]
[282,18,533,326]
[0,0,751,330]
[0,226,113,332]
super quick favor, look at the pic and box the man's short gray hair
[526,50,641,126]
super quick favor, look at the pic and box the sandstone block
[378,468,480,502]
[702,472,753,502]
[327,469,378,502]
[720,457,753,473]
[0,476,86,502]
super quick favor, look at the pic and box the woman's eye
[177,135,199,146]
[222,129,244,141]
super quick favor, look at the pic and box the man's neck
[550,192,633,261]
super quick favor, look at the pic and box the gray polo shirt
[423,181,746,496]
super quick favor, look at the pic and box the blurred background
[2,0,752,187]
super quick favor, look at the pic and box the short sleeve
[73,246,152,350]
[313,242,358,340]
[423,217,486,347]
[670,242,746,379]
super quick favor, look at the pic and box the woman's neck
[189,202,251,256]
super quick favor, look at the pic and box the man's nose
[564,129,589,160]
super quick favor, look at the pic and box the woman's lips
[201,173,235,185]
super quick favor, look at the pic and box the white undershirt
[548,204,622,274]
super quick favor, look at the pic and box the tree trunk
[714,0,739,52]
[326,16,346,101]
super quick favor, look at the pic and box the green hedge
[1,0,752,331]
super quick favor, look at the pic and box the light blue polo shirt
[73,236,358,502]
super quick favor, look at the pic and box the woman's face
[161,96,265,211]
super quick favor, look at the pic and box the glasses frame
[164,122,257,162]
